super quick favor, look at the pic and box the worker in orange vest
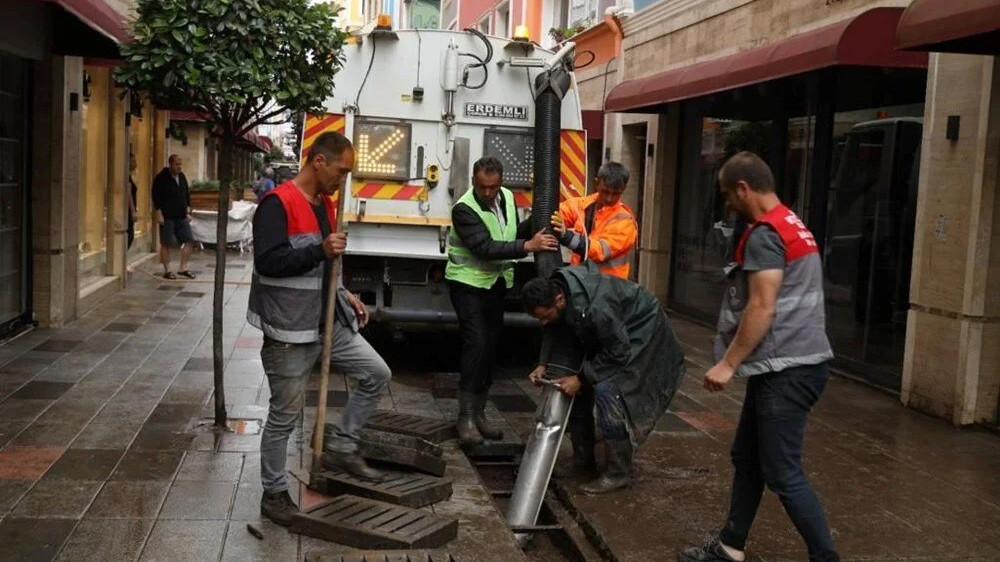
[550,162,638,280]
[544,162,640,486]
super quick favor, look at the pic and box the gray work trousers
[259,329,391,493]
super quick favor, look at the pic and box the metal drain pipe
[507,42,580,545]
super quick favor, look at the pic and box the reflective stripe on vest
[445,187,518,289]
[714,204,833,376]
[247,181,336,344]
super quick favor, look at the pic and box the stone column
[902,53,1000,426]
[31,55,82,327]
[107,87,129,286]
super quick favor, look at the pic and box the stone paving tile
[111,450,184,481]
[183,357,214,372]
[43,449,125,481]
[70,420,143,450]
[139,519,227,561]
[230,482,263,520]
[0,446,65,480]
[0,479,33,512]
[147,403,203,427]
[131,423,198,451]
[31,339,82,353]
[87,480,170,518]
[218,432,262,453]
[160,480,236,520]
[11,478,103,518]
[0,517,77,561]
[102,322,144,333]
[35,398,106,426]
[0,418,30,448]
[0,398,53,421]
[10,381,75,400]
[175,451,244,481]
[160,384,212,405]
[55,518,155,562]
[11,421,83,448]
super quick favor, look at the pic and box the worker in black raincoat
[522,262,685,494]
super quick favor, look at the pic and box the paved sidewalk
[506,321,1000,561]
[0,250,524,562]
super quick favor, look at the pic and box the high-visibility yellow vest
[445,187,518,289]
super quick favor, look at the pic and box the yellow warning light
[376,14,392,30]
[513,25,531,42]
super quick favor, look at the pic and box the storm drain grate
[304,550,459,562]
[365,411,456,444]
[460,440,525,459]
[291,495,458,549]
[317,469,453,508]
[343,428,447,477]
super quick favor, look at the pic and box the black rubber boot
[579,439,632,495]
[554,421,597,478]
[456,391,483,444]
[473,393,504,441]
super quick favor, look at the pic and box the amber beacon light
[376,13,392,30]
[513,25,531,42]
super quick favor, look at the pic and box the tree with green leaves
[116,0,347,426]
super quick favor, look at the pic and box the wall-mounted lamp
[946,115,960,142]
[82,72,92,103]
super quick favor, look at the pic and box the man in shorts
[152,154,195,279]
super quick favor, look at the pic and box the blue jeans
[719,363,839,562]
[569,378,629,442]
[259,328,391,493]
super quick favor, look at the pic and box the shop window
[823,102,923,384]
[0,53,28,336]
[79,66,111,290]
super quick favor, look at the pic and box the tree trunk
[213,132,235,427]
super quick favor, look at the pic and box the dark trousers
[449,279,505,394]
[719,363,839,562]
[569,378,629,441]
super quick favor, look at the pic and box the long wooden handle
[311,185,348,474]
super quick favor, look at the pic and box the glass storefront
[79,66,111,290]
[669,68,927,387]
[0,53,29,338]
[128,98,155,261]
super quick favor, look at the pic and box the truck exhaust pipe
[507,45,582,546]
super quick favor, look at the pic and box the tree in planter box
[116,0,346,426]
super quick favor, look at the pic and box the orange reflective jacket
[558,193,638,279]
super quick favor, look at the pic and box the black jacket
[451,190,533,260]
[151,167,190,220]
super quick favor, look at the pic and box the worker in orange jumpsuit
[544,161,640,490]
[550,161,638,280]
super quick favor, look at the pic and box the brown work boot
[579,439,632,495]
[322,451,385,482]
[260,490,299,526]
[472,393,504,441]
[456,391,483,444]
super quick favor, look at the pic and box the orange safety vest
[558,193,638,279]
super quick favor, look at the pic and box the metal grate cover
[365,411,456,444]
[291,495,458,549]
[318,469,453,508]
[304,550,459,562]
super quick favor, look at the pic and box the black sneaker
[678,537,741,562]
[260,490,299,526]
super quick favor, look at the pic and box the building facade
[0,0,174,339]
[596,0,999,425]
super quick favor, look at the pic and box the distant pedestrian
[248,131,391,527]
[253,167,276,201]
[152,154,195,280]
[679,152,837,562]
[127,152,138,250]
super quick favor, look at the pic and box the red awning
[896,0,1000,55]
[605,8,927,113]
[582,110,604,140]
[40,0,128,43]
[170,110,210,122]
